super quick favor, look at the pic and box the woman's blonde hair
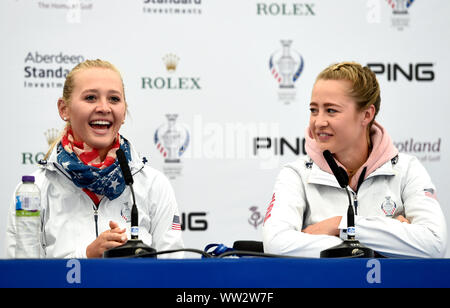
[316,61,381,127]
[44,59,126,160]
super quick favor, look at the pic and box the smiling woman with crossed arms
[262,61,447,258]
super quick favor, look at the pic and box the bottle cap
[22,175,35,183]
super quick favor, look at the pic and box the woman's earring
[63,117,67,121]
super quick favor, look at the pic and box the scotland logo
[154,114,190,164]
[248,206,264,229]
[269,40,304,104]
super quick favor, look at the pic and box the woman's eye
[327,108,337,114]
[310,108,317,114]
[85,95,96,101]
[110,96,121,103]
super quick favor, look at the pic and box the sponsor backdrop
[1,0,449,257]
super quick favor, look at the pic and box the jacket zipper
[51,160,146,239]
[353,192,358,216]
[93,204,99,238]
[353,167,367,216]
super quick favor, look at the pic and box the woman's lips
[89,120,112,135]
[316,132,333,142]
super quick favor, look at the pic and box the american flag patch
[424,188,437,200]
[171,215,181,230]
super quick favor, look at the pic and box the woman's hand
[302,216,342,236]
[395,215,411,224]
[86,221,127,258]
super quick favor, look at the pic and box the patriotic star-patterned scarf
[56,127,132,204]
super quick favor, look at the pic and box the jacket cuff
[74,246,88,259]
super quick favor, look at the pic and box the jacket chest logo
[381,196,396,217]
[121,202,131,222]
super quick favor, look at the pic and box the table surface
[1,258,449,288]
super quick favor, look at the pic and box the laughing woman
[262,62,447,258]
[6,59,184,258]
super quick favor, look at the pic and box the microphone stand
[103,186,156,258]
[320,150,374,258]
[320,185,374,258]
[103,150,157,258]
[103,237,157,258]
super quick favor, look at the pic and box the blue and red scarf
[56,127,132,205]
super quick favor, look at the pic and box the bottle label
[15,196,40,216]
[16,210,40,217]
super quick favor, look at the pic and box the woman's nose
[314,113,328,128]
[96,97,111,113]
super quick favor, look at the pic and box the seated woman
[262,61,447,258]
[6,59,184,258]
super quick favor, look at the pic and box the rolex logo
[163,54,179,73]
[44,128,60,145]
[141,54,201,90]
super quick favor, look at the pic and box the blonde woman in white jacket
[262,62,447,258]
[6,60,184,258]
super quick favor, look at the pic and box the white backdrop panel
[0,0,449,257]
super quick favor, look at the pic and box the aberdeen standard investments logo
[269,40,304,104]
[141,54,201,90]
[23,51,84,89]
[142,0,202,15]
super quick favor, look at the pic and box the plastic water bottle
[15,175,41,258]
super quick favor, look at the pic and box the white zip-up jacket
[263,123,447,258]
[6,141,184,259]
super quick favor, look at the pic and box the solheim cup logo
[269,40,304,104]
[386,0,415,30]
[381,196,397,217]
[154,114,190,163]
[387,0,414,14]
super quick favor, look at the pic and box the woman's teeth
[89,120,112,128]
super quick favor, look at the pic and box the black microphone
[323,150,354,238]
[116,149,138,238]
[323,150,348,188]
[116,148,133,185]
[319,150,374,258]
[103,148,156,258]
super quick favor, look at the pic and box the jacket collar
[306,155,396,189]
[305,121,398,191]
